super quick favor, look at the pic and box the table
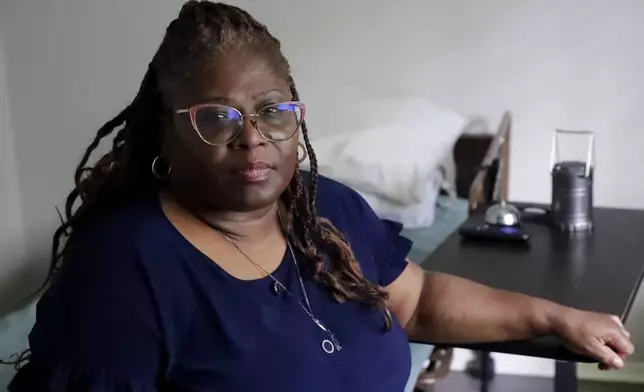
[416,205,644,392]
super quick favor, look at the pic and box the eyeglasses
[175,101,305,146]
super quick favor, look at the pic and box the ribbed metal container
[551,161,594,232]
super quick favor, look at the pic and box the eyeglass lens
[193,102,302,145]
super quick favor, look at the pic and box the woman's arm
[389,262,557,343]
[387,261,634,369]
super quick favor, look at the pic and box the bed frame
[413,111,512,391]
[456,111,511,211]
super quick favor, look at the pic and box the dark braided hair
[59,0,393,329]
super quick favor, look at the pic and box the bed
[403,111,512,392]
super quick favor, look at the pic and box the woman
[9,2,633,391]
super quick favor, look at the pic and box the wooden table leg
[554,361,577,392]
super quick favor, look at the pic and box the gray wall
[1,0,643,379]
[0,26,27,314]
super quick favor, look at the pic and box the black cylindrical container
[551,161,593,231]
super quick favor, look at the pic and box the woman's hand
[553,308,634,370]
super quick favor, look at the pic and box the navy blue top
[9,172,414,392]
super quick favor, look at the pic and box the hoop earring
[151,155,171,179]
[297,142,308,164]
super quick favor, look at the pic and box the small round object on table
[484,201,521,226]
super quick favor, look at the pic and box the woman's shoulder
[58,197,186,290]
[21,199,178,392]
[299,169,394,243]
[73,197,171,247]
[299,170,368,220]
[299,170,412,286]
[41,197,194,347]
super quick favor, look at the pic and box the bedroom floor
[430,372,642,392]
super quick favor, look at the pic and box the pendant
[322,339,335,354]
[314,318,342,354]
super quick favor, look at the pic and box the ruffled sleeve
[374,218,414,286]
[9,361,158,392]
[8,214,165,391]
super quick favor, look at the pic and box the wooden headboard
[452,111,512,212]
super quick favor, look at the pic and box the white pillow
[357,173,443,229]
[298,79,466,205]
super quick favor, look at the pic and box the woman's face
[162,49,299,212]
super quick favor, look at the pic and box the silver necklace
[214,227,342,355]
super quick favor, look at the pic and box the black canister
[551,161,594,231]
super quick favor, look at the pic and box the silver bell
[484,201,521,226]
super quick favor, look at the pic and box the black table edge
[622,263,644,322]
[409,336,595,363]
